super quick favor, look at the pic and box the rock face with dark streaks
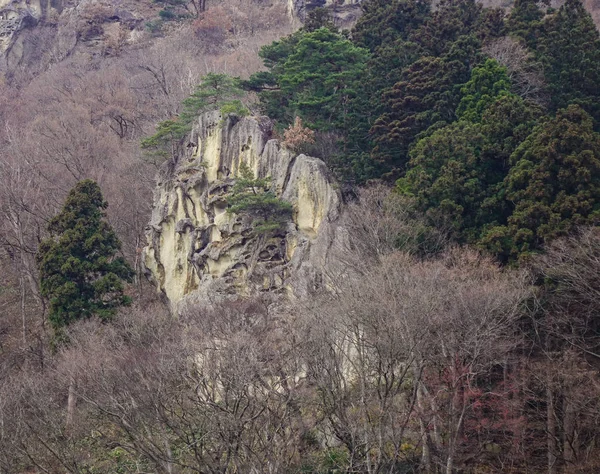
[143,111,347,310]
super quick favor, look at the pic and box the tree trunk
[547,385,558,474]
[417,382,432,472]
[563,391,576,465]
[66,378,77,433]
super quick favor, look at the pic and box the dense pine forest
[2,0,600,472]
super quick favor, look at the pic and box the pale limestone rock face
[0,0,42,55]
[143,111,345,309]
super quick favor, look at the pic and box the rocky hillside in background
[4,0,597,84]
[143,110,345,309]
[0,0,147,75]
[0,0,364,81]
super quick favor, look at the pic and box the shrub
[158,9,177,21]
[227,163,292,235]
[282,116,315,153]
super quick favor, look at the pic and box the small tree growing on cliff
[227,163,292,235]
[141,73,247,163]
[37,180,134,331]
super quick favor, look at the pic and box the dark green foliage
[352,0,431,52]
[341,0,431,182]
[339,40,423,173]
[409,0,502,57]
[399,121,487,239]
[277,28,369,130]
[219,100,249,123]
[245,28,370,132]
[241,31,305,124]
[507,0,600,121]
[140,118,189,162]
[506,0,544,47]
[37,180,134,330]
[142,73,245,162]
[399,95,542,243]
[534,0,600,122]
[361,0,506,180]
[477,94,544,170]
[364,0,502,178]
[456,58,512,122]
[483,105,600,260]
[227,163,293,235]
[371,36,480,177]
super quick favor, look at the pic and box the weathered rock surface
[0,0,144,76]
[287,0,363,27]
[143,111,346,310]
[0,0,43,55]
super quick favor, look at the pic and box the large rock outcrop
[143,111,346,309]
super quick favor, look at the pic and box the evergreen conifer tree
[37,180,134,330]
[483,105,600,260]
[227,163,292,235]
[244,28,370,131]
[535,0,600,122]
[141,73,246,162]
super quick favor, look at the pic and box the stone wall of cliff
[142,111,347,309]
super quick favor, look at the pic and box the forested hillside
[2,0,600,472]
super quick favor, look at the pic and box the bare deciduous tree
[483,36,548,106]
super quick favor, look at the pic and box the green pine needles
[37,180,134,331]
[141,73,248,163]
[226,163,292,235]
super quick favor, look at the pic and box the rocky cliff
[143,111,346,309]
[0,0,43,56]
[0,0,143,76]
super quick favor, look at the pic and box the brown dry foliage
[282,116,315,152]
[192,6,233,52]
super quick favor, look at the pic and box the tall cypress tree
[37,180,134,330]
[483,105,600,260]
[535,0,600,123]
[371,35,481,177]
[352,0,431,52]
[506,0,544,48]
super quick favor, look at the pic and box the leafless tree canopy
[1,2,600,471]
[483,36,548,106]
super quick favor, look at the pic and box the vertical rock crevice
[143,111,346,309]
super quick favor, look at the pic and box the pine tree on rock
[37,180,134,330]
[244,28,370,132]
